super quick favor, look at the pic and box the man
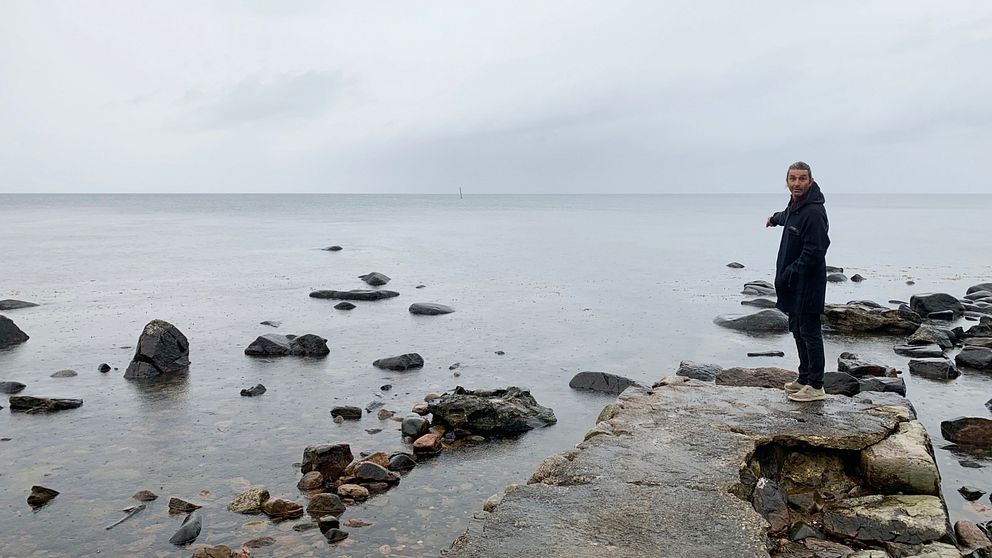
[766,161,830,402]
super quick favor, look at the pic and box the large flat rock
[446,382,912,558]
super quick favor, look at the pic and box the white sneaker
[783,380,804,393]
[788,385,827,402]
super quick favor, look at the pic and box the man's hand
[766,215,776,227]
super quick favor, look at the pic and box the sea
[1,194,990,557]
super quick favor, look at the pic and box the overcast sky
[1,1,990,193]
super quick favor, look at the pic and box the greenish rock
[227,486,270,514]
[596,403,620,423]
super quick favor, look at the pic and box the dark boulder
[240,384,266,397]
[323,245,342,251]
[97,363,111,373]
[428,386,556,435]
[9,396,83,413]
[907,324,955,350]
[27,485,59,508]
[388,452,417,472]
[409,303,454,315]
[928,310,955,321]
[965,290,992,301]
[747,351,785,357]
[837,352,893,377]
[0,315,30,348]
[330,406,362,420]
[893,344,943,358]
[0,300,38,310]
[965,323,992,339]
[169,512,202,545]
[0,381,26,394]
[909,359,960,380]
[713,309,789,333]
[244,334,329,357]
[752,478,790,533]
[726,262,745,269]
[941,417,992,445]
[305,493,345,518]
[355,462,399,483]
[741,298,777,309]
[742,281,776,296]
[310,289,399,301]
[959,486,986,501]
[827,273,848,283]
[967,283,992,295]
[851,274,865,282]
[123,320,189,379]
[822,304,921,334]
[358,272,391,286]
[859,377,906,397]
[957,347,992,370]
[823,372,860,396]
[373,353,424,371]
[301,444,354,479]
[675,361,722,382]
[568,371,642,394]
[715,367,796,389]
[825,266,844,273]
[334,302,356,310]
[910,293,964,319]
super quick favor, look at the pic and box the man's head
[786,161,813,200]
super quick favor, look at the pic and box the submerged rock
[373,353,424,371]
[168,497,202,513]
[0,299,38,310]
[822,304,921,334]
[713,309,789,333]
[409,302,455,315]
[50,369,77,378]
[726,262,745,269]
[0,315,30,348]
[262,498,304,520]
[568,371,642,394]
[330,406,362,420]
[0,381,26,394]
[259,320,281,328]
[123,320,189,379]
[358,272,391,286]
[168,512,202,545]
[323,245,343,251]
[827,272,848,282]
[333,302,356,310]
[388,452,417,472]
[428,386,557,435]
[908,324,955,350]
[310,289,399,301]
[675,361,722,381]
[305,493,345,517]
[9,396,82,413]
[132,490,158,502]
[228,486,270,514]
[244,334,329,357]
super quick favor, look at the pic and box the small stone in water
[334,415,345,424]
[98,363,111,373]
[344,518,373,528]
[494,350,505,355]
[133,490,158,502]
[324,528,349,543]
[380,384,392,391]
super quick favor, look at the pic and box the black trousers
[789,312,824,389]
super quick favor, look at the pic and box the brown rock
[168,497,203,513]
[413,433,443,455]
[301,443,353,480]
[365,482,391,496]
[296,471,324,491]
[412,403,430,415]
[344,518,373,528]
[305,493,346,517]
[337,484,370,501]
[132,490,158,502]
[261,498,304,520]
[192,546,234,558]
[955,520,992,552]
[27,485,59,508]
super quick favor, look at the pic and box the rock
[859,377,906,397]
[822,303,921,334]
[244,333,329,357]
[305,493,345,517]
[240,384,266,397]
[747,351,784,357]
[365,400,384,414]
[893,344,943,358]
[301,444,354,479]
[358,272,391,286]
[337,483,369,500]
[0,381,26,394]
[910,293,964,319]
[132,490,158,501]
[715,367,796,389]
[568,371,642,394]
[428,386,557,435]
[675,361,723,382]
[752,477,790,533]
[333,301,356,310]
[927,310,955,321]
[0,315,30,348]
[413,433,443,455]
[191,545,235,558]
[742,280,776,296]
[907,324,955,350]
[323,245,343,251]
[837,352,893,377]
[333,415,344,424]
[228,486,270,514]
[851,274,866,282]
[826,265,844,273]
[244,536,276,548]
[317,515,340,532]
[97,363,111,373]
[402,416,430,437]
[959,486,986,501]
[827,272,848,282]
[377,409,395,420]
[823,372,860,396]
[713,309,789,333]
[0,300,38,310]
[27,485,59,508]
[823,495,949,545]
[848,300,885,308]
[968,283,992,295]
[790,522,824,542]
[355,462,399,483]
[330,406,362,420]
[310,289,399,301]
[50,369,77,378]
[741,298,778,309]
[941,417,992,445]
[261,498,304,520]
[168,512,202,545]
[388,452,417,472]
[123,320,190,379]
[409,302,455,315]
[861,421,940,495]
[168,497,202,513]
[965,323,992,339]
[324,528,349,543]
[259,320,281,327]
[957,346,992,370]
[373,353,424,371]
[956,520,992,554]
[9,396,83,413]
[908,359,960,380]
[297,471,323,491]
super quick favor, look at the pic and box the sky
[1,1,990,194]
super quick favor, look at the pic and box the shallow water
[1,194,990,556]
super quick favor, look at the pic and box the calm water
[1,194,990,557]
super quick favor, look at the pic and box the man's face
[786,169,812,199]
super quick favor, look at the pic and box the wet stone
[168,497,203,513]
[373,353,424,371]
[228,486,270,514]
[297,471,324,491]
[310,289,399,301]
[377,409,395,420]
[334,301,356,310]
[132,490,158,502]
[354,462,399,483]
[908,359,960,380]
[27,485,59,508]
[261,498,304,520]
[388,452,417,472]
[123,319,190,379]
[240,384,266,397]
[568,371,642,394]
[959,486,986,501]
[0,381,26,394]
[402,415,430,437]
[324,528,349,543]
[893,344,943,358]
[301,443,353,479]
[97,363,111,373]
[244,536,276,548]
[9,396,83,412]
[306,493,346,517]
[941,417,992,445]
[330,406,362,420]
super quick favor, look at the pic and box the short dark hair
[787,161,812,178]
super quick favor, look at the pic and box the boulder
[910,293,964,319]
[823,372,860,396]
[0,300,38,310]
[965,290,992,301]
[262,498,304,520]
[413,433,443,455]
[837,352,893,377]
[907,325,955,350]
[957,346,992,370]
[822,304,921,334]
[244,334,329,357]
[741,298,777,309]
[568,371,642,394]
[713,309,789,333]
[98,363,111,373]
[822,495,950,545]
[310,289,399,301]
[330,406,362,420]
[861,421,940,495]
[0,315,30,348]
[742,280,776,296]
[372,353,424,371]
[409,302,455,315]
[168,512,202,545]
[909,359,960,380]
[941,417,992,445]
[715,367,796,389]
[123,320,189,379]
[301,444,354,479]
[0,381,26,394]
[228,486,270,514]
[827,273,848,282]
[27,485,59,508]
[358,272,391,286]
[965,323,992,339]
[9,396,82,413]
[675,361,722,382]
[427,386,557,435]
[967,283,992,295]
[305,493,345,517]
[893,344,943,358]
[859,377,907,397]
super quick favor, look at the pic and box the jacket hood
[792,181,825,209]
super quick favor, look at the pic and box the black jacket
[771,182,830,315]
